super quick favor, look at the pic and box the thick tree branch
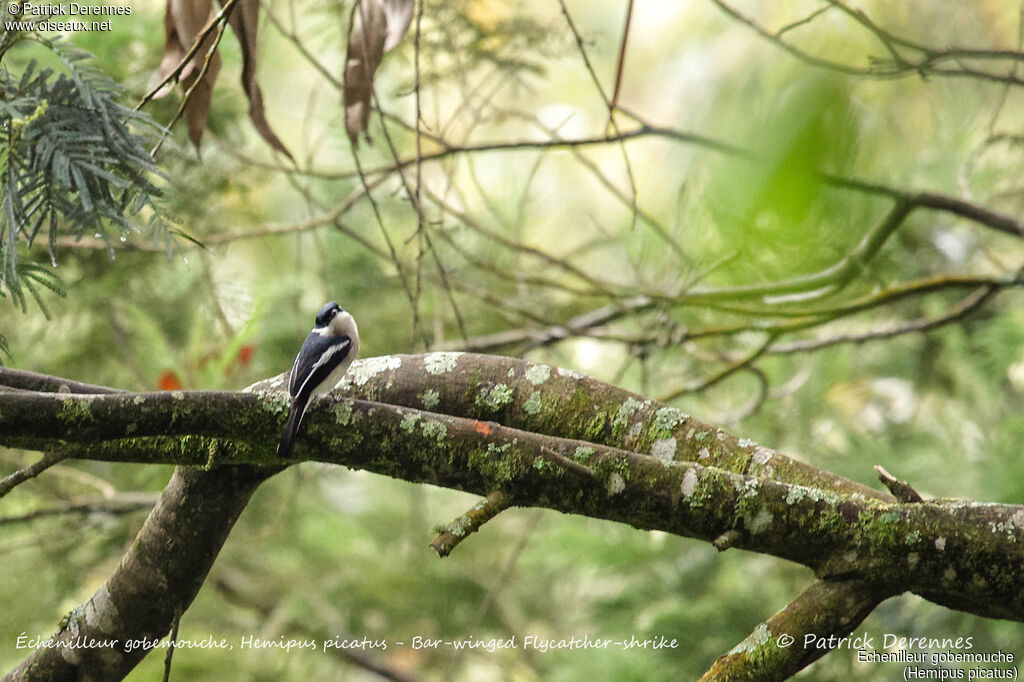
[6,462,278,681]
[2,355,1023,624]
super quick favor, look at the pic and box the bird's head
[314,301,343,328]
[314,301,359,340]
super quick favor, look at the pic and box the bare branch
[430,490,512,558]
[874,465,924,504]
[0,450,70,499]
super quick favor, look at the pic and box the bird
[277,301,360,459]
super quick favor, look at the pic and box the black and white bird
[277,301,360,459]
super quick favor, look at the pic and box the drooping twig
[0,450,69,499]
[161,606,181,682]
[429,490,512,558]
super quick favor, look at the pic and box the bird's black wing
[278,333,352,458]
[288,333,353,398]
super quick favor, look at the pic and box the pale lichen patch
[680,469,699,497]
[738,438,757,448]
[734,477,760,498]
[612,398,647,430]
[333,400,354,426]
[650,437,677,463]
[989,521,1016,539]
[746,507,773,534]
[261,390,291,414]
[728,623,771,655]
[349,355,403,386]
[525,364,552,385]
[445,515,472,538]
[84,583,122,633]
[423,352,462,375]
[751,447,772,466]
[607,473,626,495]
[698,447,710,460]
[421,420,448,443]
[400,412,421,433]
[785,486,807,504]
[934,536,946,551]
[476,383,513,411]
[523,390,543,415]
[653,406,688,433]
[573,446,595,462]
[420,389,440,410]
[486,442,511,456]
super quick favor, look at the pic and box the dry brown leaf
[155,0,220,149]
[343,0,415,146]
[381,0,415,51]
[155,0,292,157]
[182,52,221,150]
[218,0,293,160]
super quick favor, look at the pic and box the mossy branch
[3,354,1023,681]
[699,579,888,680]
[6,463,278,681]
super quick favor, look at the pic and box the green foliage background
[2,1,1024,679]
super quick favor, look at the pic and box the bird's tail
[276,400,306,459]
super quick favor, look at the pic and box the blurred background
[2,1,1024,679]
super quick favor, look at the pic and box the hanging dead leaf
[154,0,292,158]
[155,0,220,149]
[218,0,294,160]
[381,0,415,51]
[343,0,415,146]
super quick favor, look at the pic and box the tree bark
[4,463,277,682]
[2,353,1022,681]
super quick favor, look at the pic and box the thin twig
[429,491,512,558]
[0,450,69,499]
[874,465,924,503]
[0,495,159,526]
[162,606,181,682]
